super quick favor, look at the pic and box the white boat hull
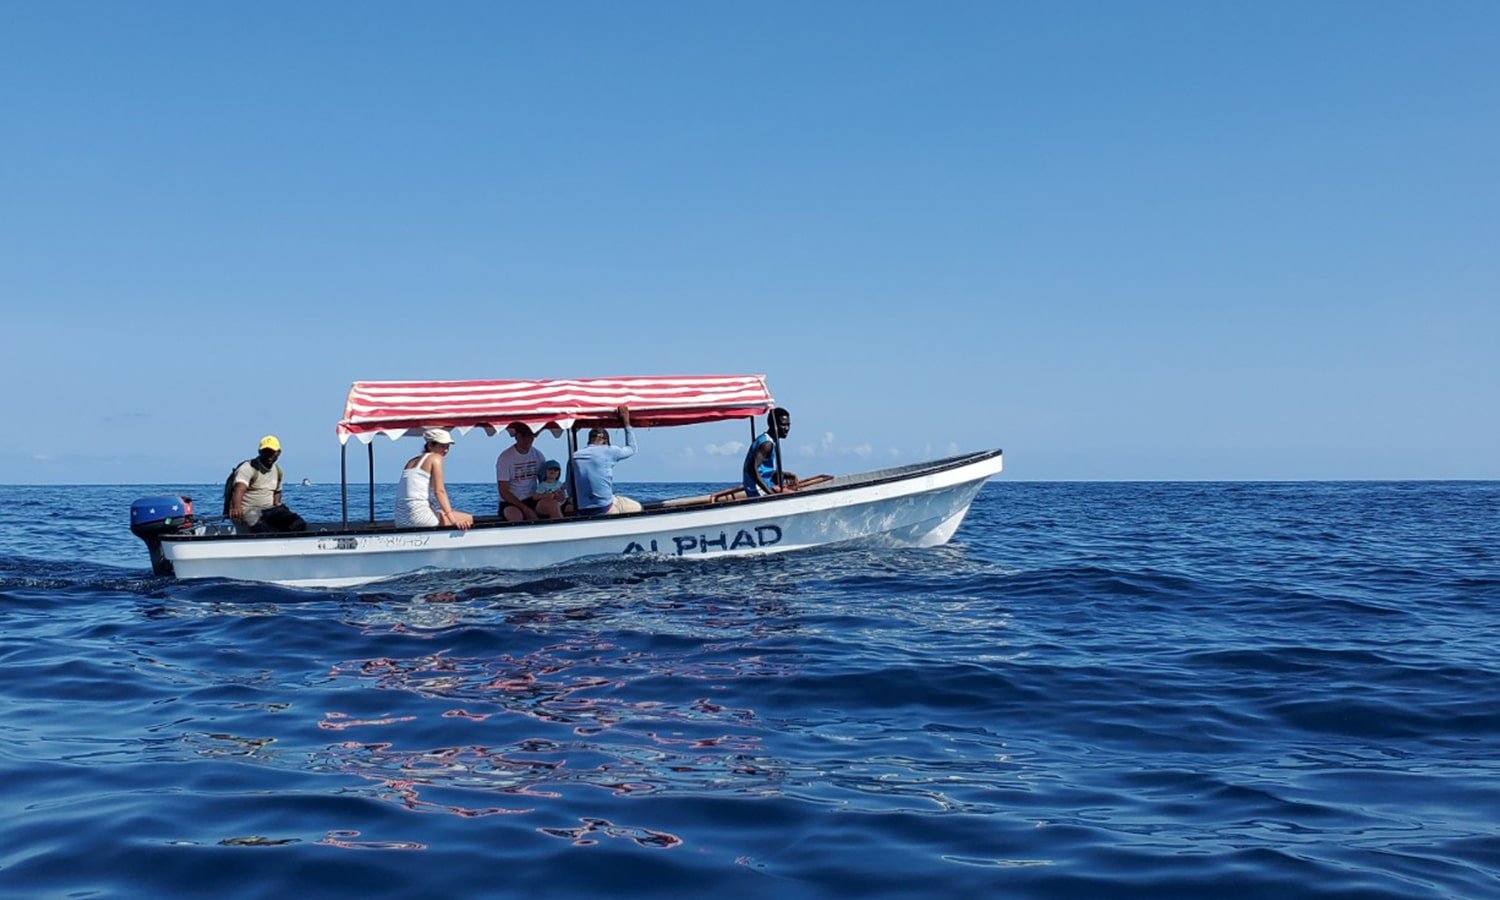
[161,451,1002,588]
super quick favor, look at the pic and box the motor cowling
[130,495,194,576]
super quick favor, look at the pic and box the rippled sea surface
[2,480,1498,898]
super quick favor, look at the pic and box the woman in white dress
[394,429,475,529]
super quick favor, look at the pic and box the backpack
[223,459,284,515]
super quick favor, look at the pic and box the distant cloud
[795,432,839,458]
[33,453,53,462]
[946,442,959,455]
[704,441,743,456]
[791,432,912,461]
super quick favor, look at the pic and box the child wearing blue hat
[535,460,567,509]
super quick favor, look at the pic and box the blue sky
[2,1,1495,484]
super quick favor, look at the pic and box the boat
[130,375,1003,588]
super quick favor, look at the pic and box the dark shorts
[250,504,307,533]
[500,497,540,517]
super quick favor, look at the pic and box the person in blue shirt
[570,405,638,516]
[742,407,798,497]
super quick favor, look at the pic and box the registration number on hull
[318,535,432,551]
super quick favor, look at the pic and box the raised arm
[617,404,637,459]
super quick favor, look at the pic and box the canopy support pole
[566,428,579,513]
[340,441,348,528]
[367,441,375,524]
[748,417,759,492]
[770,411,784,491]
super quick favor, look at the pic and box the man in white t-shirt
[495,422,563,522]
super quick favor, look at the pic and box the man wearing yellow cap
[226,435,307,532]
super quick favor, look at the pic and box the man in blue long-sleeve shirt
[571,404,637,516]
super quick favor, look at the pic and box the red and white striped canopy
[337,375,775,444]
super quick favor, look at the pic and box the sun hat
[423,428,454,445]
[259,435,281,451]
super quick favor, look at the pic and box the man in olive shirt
[228,435,307,532]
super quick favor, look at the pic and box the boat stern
[129,495,195,576]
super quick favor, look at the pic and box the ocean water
[1,480,1497,898]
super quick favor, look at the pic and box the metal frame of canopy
[332,375,782,528]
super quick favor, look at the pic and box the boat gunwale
[160,448,1003,544]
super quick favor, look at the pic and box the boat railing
[644,473,836,511]
[707,473,836,504]
[642,450,997,513]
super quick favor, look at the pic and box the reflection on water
[315,630,794,817]
[317,830,427,851]
[540,817,683,849]
[155,553,1046,838]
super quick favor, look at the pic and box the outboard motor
[130,495,194,576]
